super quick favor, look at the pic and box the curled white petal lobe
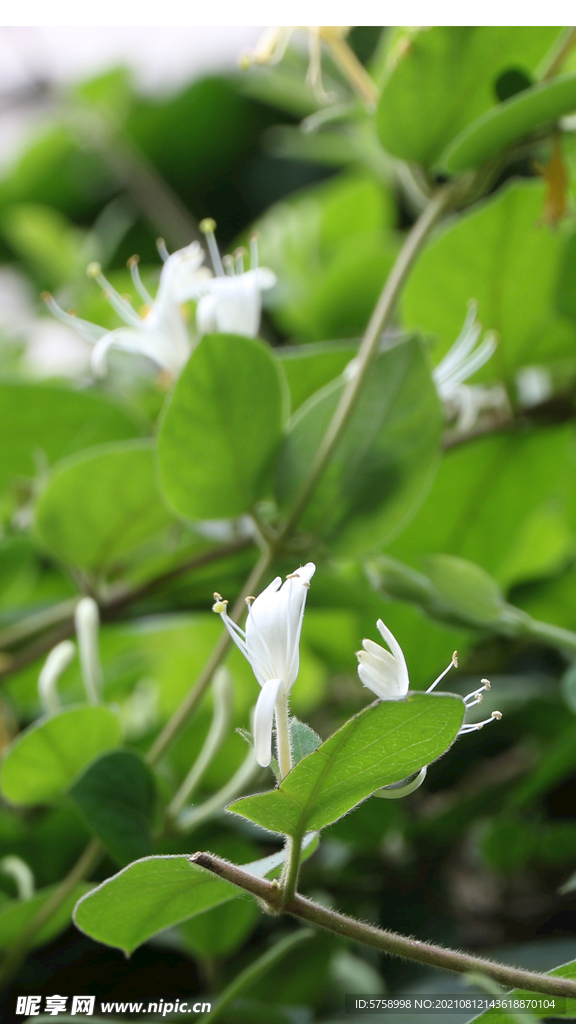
[357,619,409,700]
[253,677,283,767]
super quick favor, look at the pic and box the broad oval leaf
[0,380,141,494]
[230,693,464,838]
[443,73,576,172]
[276,336,442,554]
[376,27,560,167]
[70,750,156,866]
[0,882,91,950]
[157,333,286,519]
[73,837,317,954]
[0,705,123,806]
[34,440,173,571]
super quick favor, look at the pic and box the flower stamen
[200,218,225,277]
[426,651,458,692]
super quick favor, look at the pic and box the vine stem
[191,853,576,1000]
[0,537,252,684]
[279,181,457,541]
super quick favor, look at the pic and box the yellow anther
[233,246,247,259]
[245,596,255,604]
[249,230,260,242]
[286,572,300,579]
[40,291,51,302]
[481,678,491,689]
[491,710,502,720]
[127,255,139,268]
[86,262,102,279]
[200,218,217,234]
[452,651,458,667]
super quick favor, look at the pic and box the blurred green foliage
[0,24,576,1024]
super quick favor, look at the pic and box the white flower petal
[246,563,315,689]
[253,677,283,767]
[357,619,409,700]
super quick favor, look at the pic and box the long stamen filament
[200,218,224,277]
[127,255,154,305]
[427,651,458,692]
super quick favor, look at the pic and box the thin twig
[0,538,252,684]
[191,853,576,1000]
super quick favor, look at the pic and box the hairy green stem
[191,853,576,1000]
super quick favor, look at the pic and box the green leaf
[0,381,141,495]
[468,956,576,1022]
[290,718,322,765]
[0,705,122,806]
[179,897,258,958]
[443,73,576,172]
[0,883,91,950]
[69,750,156,866]
[276,336,442,554]
[73,839,316,954]
[376,27,560,166]
[403,179,575,376]
[0,203,86,287]
[388,424,576,589]
[157,333,286,519]
[278,342,357,412]
[34,439,173,572]
[423,555,505,626]
[257,172,397,342]
[230,693,464,838]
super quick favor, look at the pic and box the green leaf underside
[0,705,123,806]
[469,956,576,1022]
[0,381,140,494]
[376,27,560,167]
[443,72,576,171]
[157,333,286,520]
[69,750,156,866]
[230,693,464,838]
[34,440,173,571]
[0,883,91,950]
[276,337,443,554]
[73,837,317,954]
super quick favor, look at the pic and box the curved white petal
[375,620,409,693]
[246,563,315,689]
[357,620,410,700]
[253,677,283,767]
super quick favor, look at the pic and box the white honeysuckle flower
[357,618,501,737]
[433,302,502,432]
[213,562,316,767]
[43,240,211,377]
[194,220,276,339]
